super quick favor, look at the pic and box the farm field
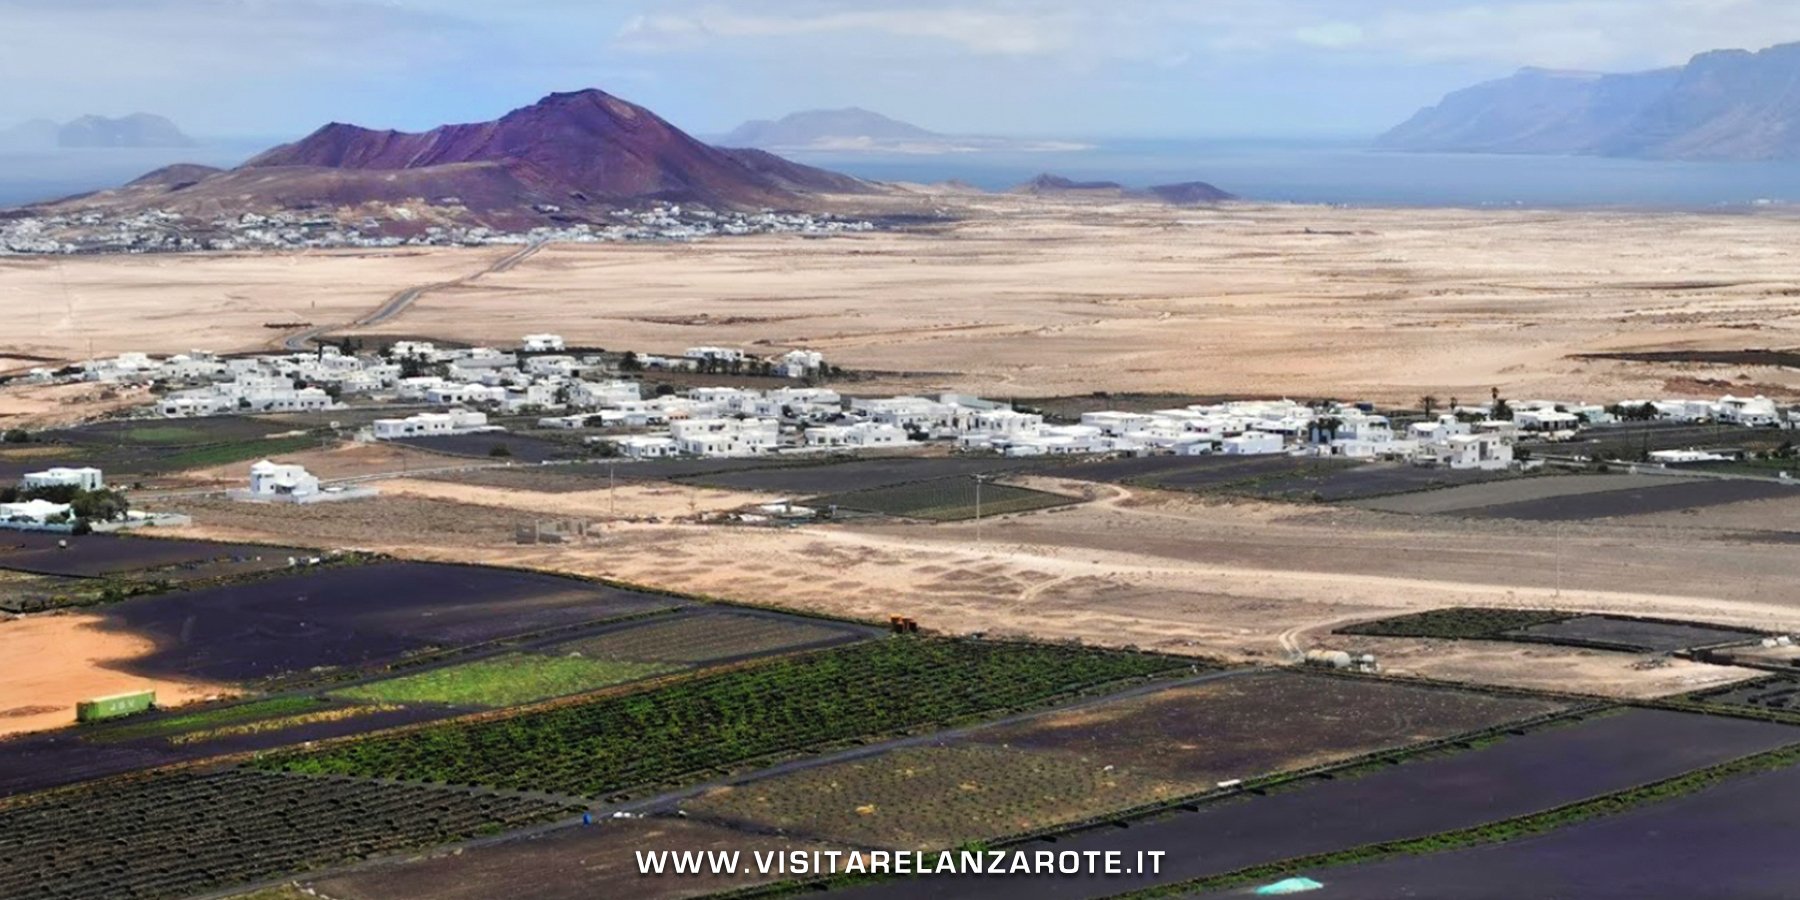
[1340,607,1763,652]
[48,415,303,447]
[0,701,461,797]
[815,477,1078,521]
[1217,462,1511,502]
[0,531,308,580]
[0,768,578,900]
[394,433,587,464]
[1352,473,1683,516]
[543,610,873,665]
[97,561,686,682]
[677,456,1054,496]
[1689,675,1800,715]
[835,709,1800,900]
[305,815,844,900]
[1282,756,1800,899]
[685,672,1562,850]
[1052,455,1306,489]
[1505,615,1762,653]
[253,639,1189,800]
[1463,478,1798,521]
[334,653,675,708]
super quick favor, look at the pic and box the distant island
[1013,173,1234,205]
[1381,41,1800,161]
[0,113,195,150]
[720,107,1089,155]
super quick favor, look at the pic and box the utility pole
[973,474,989,544]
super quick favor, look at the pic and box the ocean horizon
[6,137,1800,211]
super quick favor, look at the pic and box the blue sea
[5,137,1800,210]
[779,138,1800,210]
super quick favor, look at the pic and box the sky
[4,0,1800,142]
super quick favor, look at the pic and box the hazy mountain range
[0,114,195,150]
[719,107,1090,155]
[1381,41,1800,160]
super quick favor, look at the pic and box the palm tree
[1420,395,1439,417]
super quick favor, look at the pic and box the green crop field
[153,435,325,472]
[816,478,1076,521]
[256,638,1186,799]
[334,654,675,708]
[547,612,862,665]
[84,696,328,744]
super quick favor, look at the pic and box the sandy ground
[153,479,1788,699]
[373,477,779,520]
[0,381,151,429]
[7,200,1800,404]
[0,247,502,364]
[0,614,224,736]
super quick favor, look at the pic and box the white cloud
[1294,22,1366,49]
[616,6,1078,58]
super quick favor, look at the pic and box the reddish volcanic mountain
[243,89,864,208]
[41,89,877,225]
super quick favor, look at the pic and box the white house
[685,347,746,365]
[21,467,105,493]
[1222,431,1287,455]
[0,499,73,528]
[371,409,492,440]
[1431,434,1514,471]
[670,418,781,457]
[248,460,320,498]
[522,334,567,352]
[776,349,824,378]
[610,435,680,459]
[1719,395,1782,427]
[804,423,908,448]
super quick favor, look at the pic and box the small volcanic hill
[1145,181,1235,205]
[1013,173,1235,205]
[36,89,878,226]
[1014,173,1128,195]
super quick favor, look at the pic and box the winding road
[278,241,545,351]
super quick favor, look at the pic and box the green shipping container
[76,690,156,723]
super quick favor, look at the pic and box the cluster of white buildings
[1,204,879,256]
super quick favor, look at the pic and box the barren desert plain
[7,196,1800,404]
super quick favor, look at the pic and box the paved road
[279,241,545,351]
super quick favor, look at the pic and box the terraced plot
[835,709,1800,900]
[1462,478,1796,521]
[687,672,1564,850]
[816,478,1077,520]
[1340,607,1763,653]
[1351,474,1677,515]
[99,562,684,682]
[545,611,869,665]
[679,457,1050,496]
[0,532,306,580]
[0,769,577,900]
[254,639,1187,799]
[335,653,675,708]
[1253,750,1800,899]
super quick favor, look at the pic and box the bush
[488,444,512,458]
